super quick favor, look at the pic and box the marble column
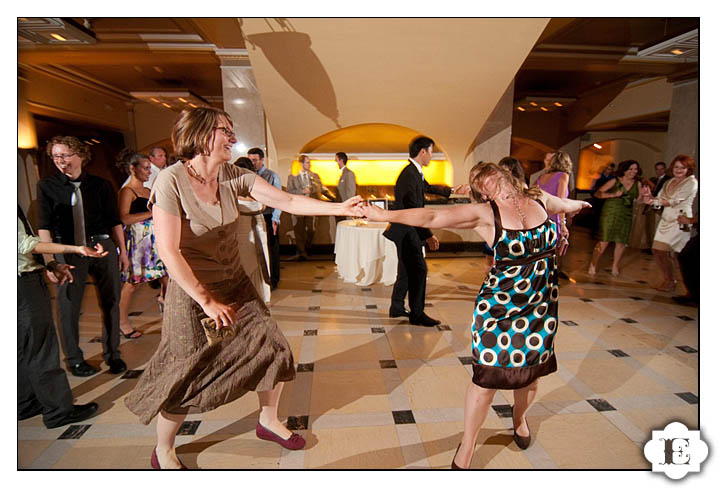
[664,78,698,167]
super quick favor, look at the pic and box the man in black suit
[383,136,453,327]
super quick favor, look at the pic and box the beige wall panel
[133,102,178,151]
[242,18,548,184]
[587,77,673,128]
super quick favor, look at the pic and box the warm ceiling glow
[91,138,100,144]
[161,102,171,108]
[178,97,188,103]
[234,98,246,105]
[189,103,197,108]
[529,102,538,107]
[540,107,548,112]
[671,49,684,55]
[593,143,603,150]
[150,97,159,103]
[554,102,563,107]
[517,106,525,111]
[290,159,452,187]
[50,33,67,41]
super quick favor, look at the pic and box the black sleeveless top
[129,197,150,215]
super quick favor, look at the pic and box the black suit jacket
[651,174,670,196]
[383,161,451,244]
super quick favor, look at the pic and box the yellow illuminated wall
[577,148,614,190]
[290,159,453,188]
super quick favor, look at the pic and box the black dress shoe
[409,314,440,327]
[45,402,99,429]
[107,358,127,374]
[69,361,98,377]
[389,307,410,318]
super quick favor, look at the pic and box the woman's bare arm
[249,176,363,217]
[540,190,591,216]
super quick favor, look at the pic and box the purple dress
[536,172,568,236]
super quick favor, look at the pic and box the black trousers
[57,237,121,366]
[18,272,74,427]
[263,214,280,287]
[677,233,699,300]
[390,235,427,320]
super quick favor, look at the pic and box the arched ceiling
[300,123,428,154]
[242,18,549,181]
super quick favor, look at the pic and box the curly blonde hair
[470,162,542,201]
[546,151,572,174]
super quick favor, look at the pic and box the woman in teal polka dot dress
[360,162,590,469]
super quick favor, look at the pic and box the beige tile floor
[18,228,699,470]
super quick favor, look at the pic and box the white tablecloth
[334,220,398,286]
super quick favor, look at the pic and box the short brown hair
[668,154,695,176]
[172,107,232,162]
[46,135,91,165]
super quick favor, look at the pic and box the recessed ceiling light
[540,107,548,112]
[671,49,684,55]
[593,143,603,150]
[161,102,171,108]
[178,97,188,103]
[189,103,197,108]
[154,66,164,73]
[234,98,246,105]
[90,138,100,144]
[50,33,67,41]
[554,102,563,107]
[150,97,159,103]
[517,106,526,112]
[529,102,538,107]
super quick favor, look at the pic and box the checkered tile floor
[18,228,699,469]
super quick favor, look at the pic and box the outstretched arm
[250,176,363,217]
[539,190,591,216]
[361,202,488,230]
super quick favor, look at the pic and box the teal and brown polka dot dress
[471,200,559,389]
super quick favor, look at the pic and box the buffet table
[334,220,398,286]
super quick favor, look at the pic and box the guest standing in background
[588,160,645,277]
[122,146,168,189]
[287,155,328,260]
[37,136,128,377]
[536,152,572,278]
[335,151,357,224]
[248,147,282,289]
[116,149,168,338]
[640,155,698,292]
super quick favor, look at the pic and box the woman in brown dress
[125,107,362,469]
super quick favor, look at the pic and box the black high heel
[512,406,531,450]
[451,443,473,469]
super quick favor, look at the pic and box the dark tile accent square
[89,337,102,343]
[361,288,372,292]
[491,404,513,418]
[308,306,320,311]
[297,363,314,372]
[316,266,326,269]
[629,297,645,301]
[620,318,638,324]
[677,315,695,321]
[287,415,309,430]
[580,298,594,302]
[675,392,699,405]
[392,410,416,424]
[128,311,143,317]
[314,276,324,279]
[636,280,648,284]
[676,345,698,354]
[379,360,397,369]
[121,369,144,379]
[607,349,629,358]
[587,398,616,412]
[176,420,201,436]
[561,320,578,326]
[437,325,451,331]
[594,282,605,285]
[425,303,433,307]
[371,327,385,334]
[58,424,91,440]
[312,289,321,293]
[458,356,473,365]
[303,329,317,336]
[365,304,378,310]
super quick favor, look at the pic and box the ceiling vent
[17,18,96,45]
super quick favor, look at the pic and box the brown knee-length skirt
[125,273,295,425]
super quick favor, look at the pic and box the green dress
[599,179,639,244]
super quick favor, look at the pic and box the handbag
[200,317,236,346]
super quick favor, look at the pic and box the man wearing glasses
[36,136,129,377]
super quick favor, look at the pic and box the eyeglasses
[214,126,235,138]
[52,153,77,162]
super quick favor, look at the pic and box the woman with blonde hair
[536,151,572,260]
[640,155,698,292]
[125,107,362,469]
[115,149,168,338]
[361,162,590,469]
